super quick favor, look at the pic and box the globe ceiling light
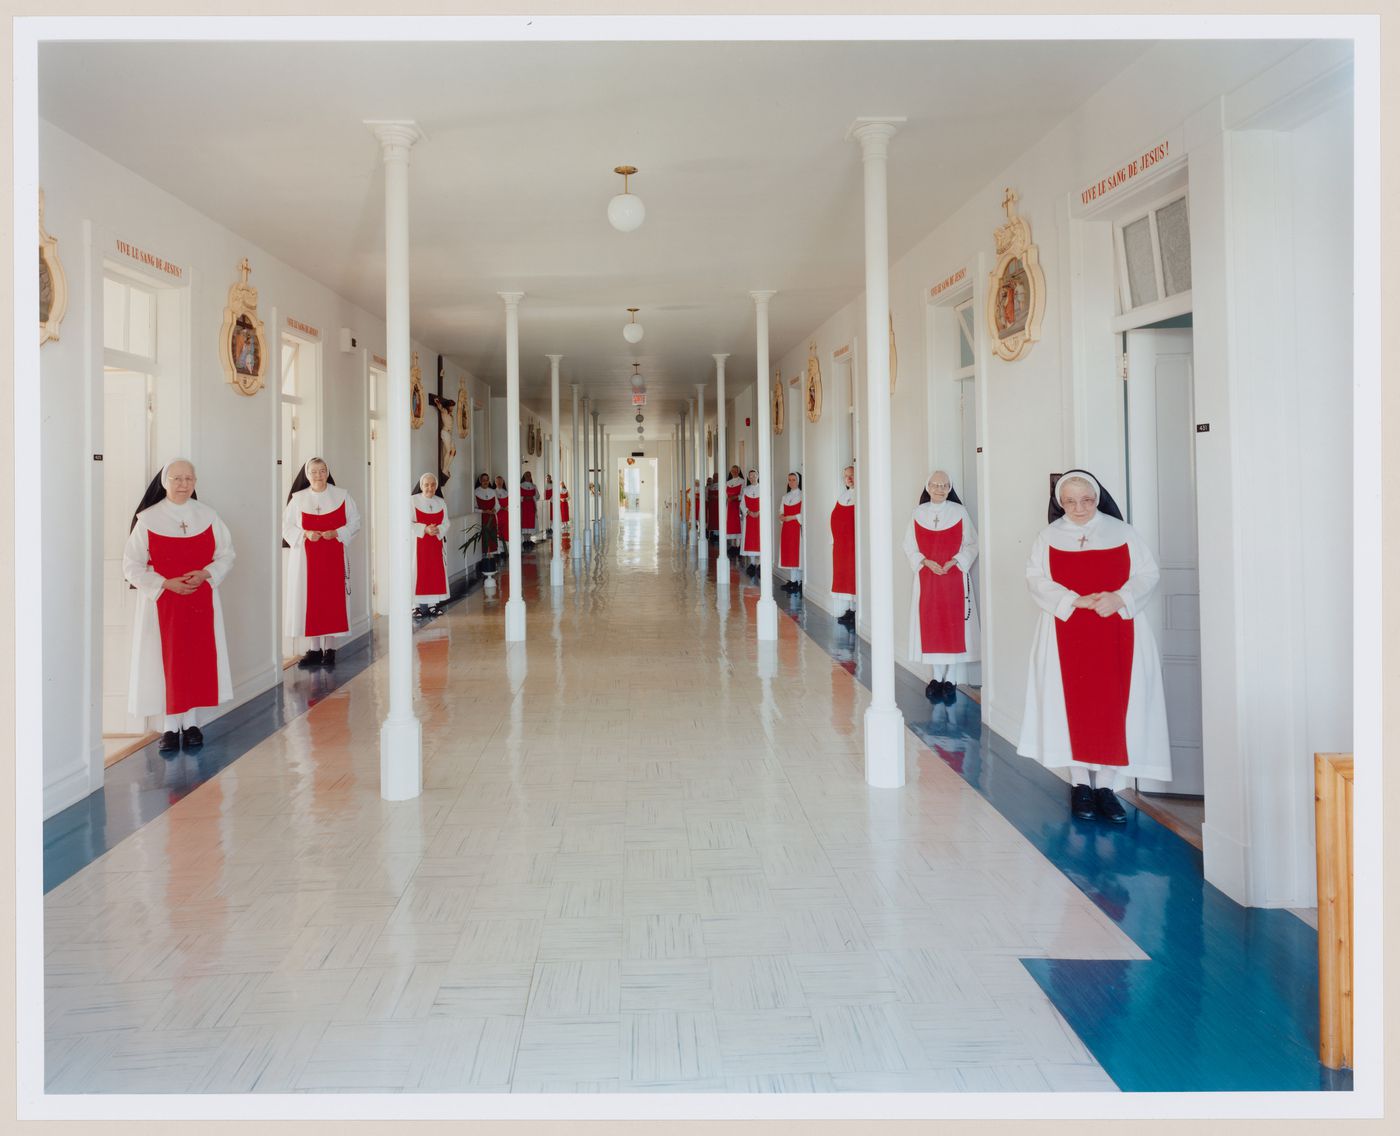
[623,308,645,344]
[635,413,644,423]
[630,362,645,391]
[608,166,645,233]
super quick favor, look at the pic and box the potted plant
[459,515,504,585]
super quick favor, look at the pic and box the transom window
[1114,191,1192,315]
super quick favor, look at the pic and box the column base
[863,705,906,788]
[550,557,564,587]
[756,597,779,641]
[505,598,526,641]
[379,714,423,801]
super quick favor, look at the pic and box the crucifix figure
[1002,187,1019,220]
[238,257,251,284]
[178,520,188,535]
[1078,532,1090,549]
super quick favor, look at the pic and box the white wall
[740,41,1353,907]
[39,120,477,817]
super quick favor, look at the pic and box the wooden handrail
[1314,751,1353,1070]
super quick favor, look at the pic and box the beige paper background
[2,1,1393,1131]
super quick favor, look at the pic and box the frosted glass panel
[1123,217,1158,307]
[281,341,299,395]
[103,278,126,351]
[1156,197,1192,296]
[126,288,153,358]
[958,324,974,368]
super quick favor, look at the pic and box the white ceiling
[38,37,1294,431]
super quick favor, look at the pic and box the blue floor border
[776,585,1352,1093]
[41,570,487,894]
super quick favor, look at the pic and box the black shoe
[746,564,757,578]
[925,679,941,702]
[430,605,444,616]
[413,607,428,619]
[298,649,323,669]
[322,649,337,669]
[1095,787,1127,824]
[181,726,204,749]
[1071,784,1096,820]
[838,610,856,627]
[942,683,957,705]
[158,730,180,753]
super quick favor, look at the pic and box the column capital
[749,290,777,307]
[711,353,730,363]
[546,354,563,363]
[847,117,906,153]
[695,382,707,392]
[365,120,425,161]
[498,291,525,307]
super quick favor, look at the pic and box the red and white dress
[559,486,571,526]
[411,492,450,604]
[283,484,360,643]
[544,482,554,530]
[779,487,802,574]
[725,476,744,544]
[830,485,856,610]
[474,485,499,556]
[495,485,510,542]
[902,500,980,681]
[1016,512,1170,781]
[123,497,235,721]
[520,479,539,536]
[742,483,762,560]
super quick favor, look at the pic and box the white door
[1126,328,1203,796]
[957,375,980,607]
[102,370,151,735]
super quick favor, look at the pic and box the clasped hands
[1073,591,1125,617]
[304,530,342,543]
[161,568,211,595]
[922,558,957,575]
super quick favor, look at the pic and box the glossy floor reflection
[41,516,1342,1095]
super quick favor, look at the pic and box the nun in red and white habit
[902,470,980,702]
[544,474,555,536]
[123,459,235,753]
[830,465,857,627]
[741,469,762,578]
[779,472,803,593]
[1016,469,1170,823]
[520,470,539,542]
[724,465,744,558]
[412,471,450,617]
[283,457,361,669]
[494,475,511,543]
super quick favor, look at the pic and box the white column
[499,291,526,641]
[751,290,779,641]
[570,384,582,560]
[714,354,730,595]
[694,384,707,566]
[580,396,591,550]
[548,355,564,587]
[679,408,689,543]
[596,409,607,532]
[367,120,424,802]
[672,425,680,537]
[850,116,907,788]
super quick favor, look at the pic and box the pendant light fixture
[608,166,645,233]
[630,362,645,390]
[623,307,644,344]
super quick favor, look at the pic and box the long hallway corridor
[41,516,1231,1094]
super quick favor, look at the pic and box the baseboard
[44,761,95,820]
[981,700,1022,747]
[1201,821,1250,906]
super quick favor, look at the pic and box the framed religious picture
[528,422,537,456]
[805,342,823,422]
[772,373,785,436]
[986,187,1046,362]
[410,353,425,428]
[219,258,267,396]
[39,191,67,346]
[456,379,470,437]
